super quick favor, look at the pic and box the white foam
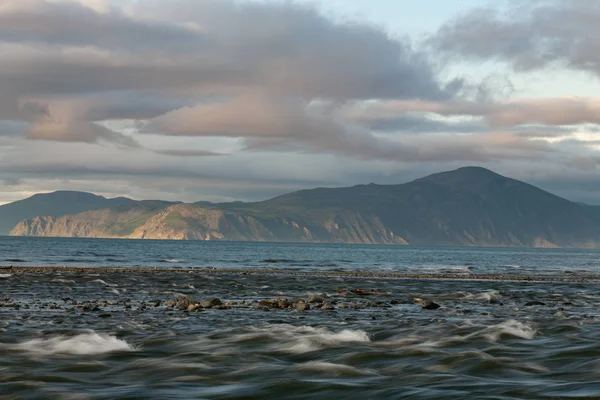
[12,332,136,356]
[464,290,501,302]
[505,265,521,269]
[52,278,75,284]
[484,320,536,341]
[295,361,377,376]
[163,259,183,263]
[0,273,11,279]
[247,324,370,354]
[91,279,117,287]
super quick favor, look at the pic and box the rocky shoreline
[2,265,600,284]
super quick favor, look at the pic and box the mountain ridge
[6,167,600,248]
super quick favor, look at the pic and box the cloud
[434,0,600,76]
[152,149,223,157]
[0,0,457,149]
[147,91,554,163]
[0,0,599,204]
[20,99,139,146]
[350,97,600,128]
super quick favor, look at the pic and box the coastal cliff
[8,167,600,247]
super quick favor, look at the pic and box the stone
[413,298,440,310]
[187,304,198,312]
[259,299,279,308]
[200,298,223,308]
[524,301,546,306]
[307,295,324,303]
[296,300,310,312]
[277,297,292,309]
[166,296,192,310]
[320,301,335,311]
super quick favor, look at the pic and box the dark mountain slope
[0,191,136,235]
[9,167,600,248]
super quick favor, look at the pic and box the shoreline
[2,265,600,284]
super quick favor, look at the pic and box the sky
[1,0,600,205]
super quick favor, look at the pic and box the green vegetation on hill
[7,167,600,248]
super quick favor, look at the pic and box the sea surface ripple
[3,266,600,399]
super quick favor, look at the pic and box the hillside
[0,191,136,235]
[9,167,600,248]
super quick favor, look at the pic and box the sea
[2,236,600,399]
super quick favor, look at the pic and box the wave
[294,361,378,377]
[483,320,536,341]
[90,279,118,287]
[51,278,76,284]
[10,332,136,356]
[0,273,11,279]
[246,324,370,354]
[463,290,502,302]
[4,258,25,263]
[160,259,184,263]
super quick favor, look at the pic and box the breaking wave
[10,332,136,356]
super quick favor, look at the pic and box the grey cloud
[0,0,451,100]
[152,149,223,157]
[25,118,139,146]
[0,0,455,147]
[148,92,552,163]
[0,0,204,52]
[353,97,600,128]
[434,0,600,76]
[350,113,487,133]
[1,178,23,186]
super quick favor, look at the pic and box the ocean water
[2,237,600,399]
[1,236,600,275]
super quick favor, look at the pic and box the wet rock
[338,302,349,309]
[166,296,192,310]
[277,297,292,309]
[296,300,310,312]
[307,295,324,303]
[413,298,440,310]
[320,301,335,311]
[187,304,199,312]
[524,301,546,306]
[200,298,223,308]
[259,299,279,308]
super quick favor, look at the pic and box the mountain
[0,191,137,235]
[8,167,600,248]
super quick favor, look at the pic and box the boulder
[259,299,279,308]
[524,301,546,306]
[277,297,292,309]
[166,296,192,310]
[296,300,310,312]
[307,295,324,303]
[413,298,440,310]
[200,298,223,308]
